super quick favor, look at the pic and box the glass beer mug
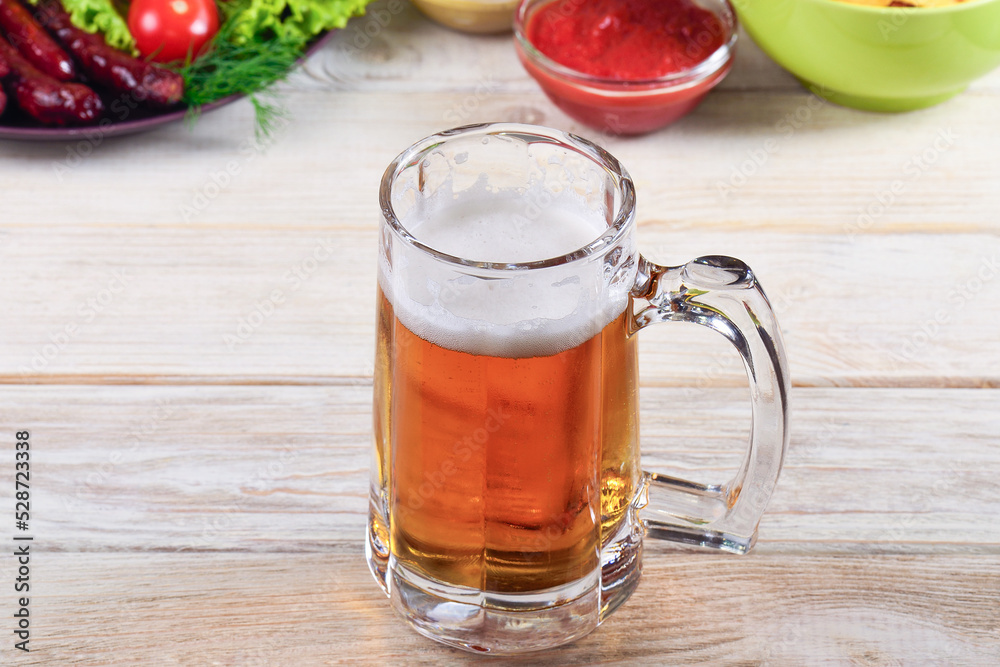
[367,123,789,654]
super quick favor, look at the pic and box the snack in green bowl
[734,0,1000,111]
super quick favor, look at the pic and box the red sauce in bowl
[527,0,727,80]
[515,0,736,134]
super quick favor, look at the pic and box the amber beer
[373,286,639,594]
[371,124,791,655]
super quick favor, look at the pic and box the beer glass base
[366,498,391,595]
[389,562,602,654]
[599,515,644,619]
[365,511,645,654]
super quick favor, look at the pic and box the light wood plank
[2,5,999,235]
[2,85,998,233]
[0,4,997,663]
[1,227,997,386]
[18,551,1000,664]
[3,385,996,552]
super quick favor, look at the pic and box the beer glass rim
[379,122,637,272]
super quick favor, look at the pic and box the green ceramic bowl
[734,0,1000,111]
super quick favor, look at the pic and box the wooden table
[2,3,998,663]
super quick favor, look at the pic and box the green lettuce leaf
[229,0,373,47]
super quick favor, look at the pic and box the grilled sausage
[0,34,102,125]
[40,1,184,108]
[0,47,8,114]
[0,0,76,81]
[0,50,7,115]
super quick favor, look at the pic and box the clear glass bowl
[514,0,738,135]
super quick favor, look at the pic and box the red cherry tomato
[128,0,220,64]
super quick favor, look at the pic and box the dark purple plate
[0,30,335,142]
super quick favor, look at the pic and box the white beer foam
[383,187,632,358]
[413,192,599,263]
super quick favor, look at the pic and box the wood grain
[1,87,997,233]
[2,3,999,663]
[1,227,997,386]
[1,19,998,232]
[2,385,996,553]
[16,552,1000,665]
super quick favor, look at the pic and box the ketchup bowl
[514,0,737,135]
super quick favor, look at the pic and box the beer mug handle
[632,255,790,555]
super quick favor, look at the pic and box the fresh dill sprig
[178,9,304,140]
